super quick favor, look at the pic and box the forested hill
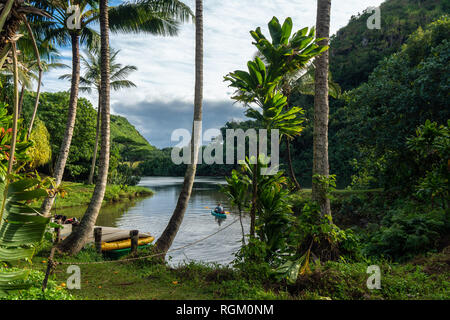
[20,91,154,180]
[110,114,155,153]
[330,0,449,90]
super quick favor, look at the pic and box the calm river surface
[60,177,250,266]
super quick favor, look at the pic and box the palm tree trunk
[7,40,19,174]
[0,43,10,71]
[249,161,257,238]
[40,33,80,217]
[286,137,301,191]
[238,207,245,246]
[26,68,42,138]
[24,17,43,139]
[312,0,332,217]
[0,0,14,34]
[17,84,25,118]
[58,0,111,255]
[154,0,203,259]
[88,92,102,185]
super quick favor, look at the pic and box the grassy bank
[19,241,448,300]
[3,188,447,300]
[35,182,153,209]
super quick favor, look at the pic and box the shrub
[364,206,449,261]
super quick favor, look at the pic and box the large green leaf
[0,176,50,294]
[0,247,35,262]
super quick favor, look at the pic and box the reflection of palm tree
[37,0,194,216]
[60,48,137,184]
[154,0,203,259]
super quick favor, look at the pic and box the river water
[59,177,250,266]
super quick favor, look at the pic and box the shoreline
[35,182,154,209]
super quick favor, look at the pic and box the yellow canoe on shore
[101,236,155,252]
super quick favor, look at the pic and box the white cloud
[40,0,385,147]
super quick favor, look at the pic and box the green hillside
[330,0,449,90]
[21,91,154,180]
[110,114,155,153]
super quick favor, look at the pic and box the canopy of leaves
[330,0,449,90]
[338,16,450,190]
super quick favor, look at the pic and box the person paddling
[214,203,224,214]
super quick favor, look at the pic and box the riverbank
[36,182,154,209]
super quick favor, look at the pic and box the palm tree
[312,0,332,217]
[0,0,50,70]
[58,0,111,255]
[36,0,194,217]
[154,0,203,259]
[59,48,137,184]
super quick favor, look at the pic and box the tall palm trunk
[88,91,101,184]
[154,0,203,258]
[17,84,25,117]
[0,0,16,71]
[8,40,19,174]
[249,161,257,237]
[58,0,111,255]
[26,67,42,137]
[40,33,80,217]
[312,0,332,217]
[238,206,245,246]
[25,17,43,139]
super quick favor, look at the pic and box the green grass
[24,242,449,300]
[34,182,153,209]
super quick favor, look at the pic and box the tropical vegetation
[0,0,448,301]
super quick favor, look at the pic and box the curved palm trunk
[26,67,42,137]
[312,0,332,218]
[154,0,203,259]
[0,0,17,70]
[88,93,101,184]
[40,33,80,217]
[249,161,257,238]
[18,84,25,118]
[25,18,43,138]
[238,207,245,246]
[58,0,111,255]
[7,41,19,174]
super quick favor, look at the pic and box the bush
[232,238,273,281]
[364,205,449,261]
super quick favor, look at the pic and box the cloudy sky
[42,0,385,148]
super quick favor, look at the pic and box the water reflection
[56,177,250,266]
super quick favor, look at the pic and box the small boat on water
[211,210,227,219]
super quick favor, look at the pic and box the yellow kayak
[101,236,155,252]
